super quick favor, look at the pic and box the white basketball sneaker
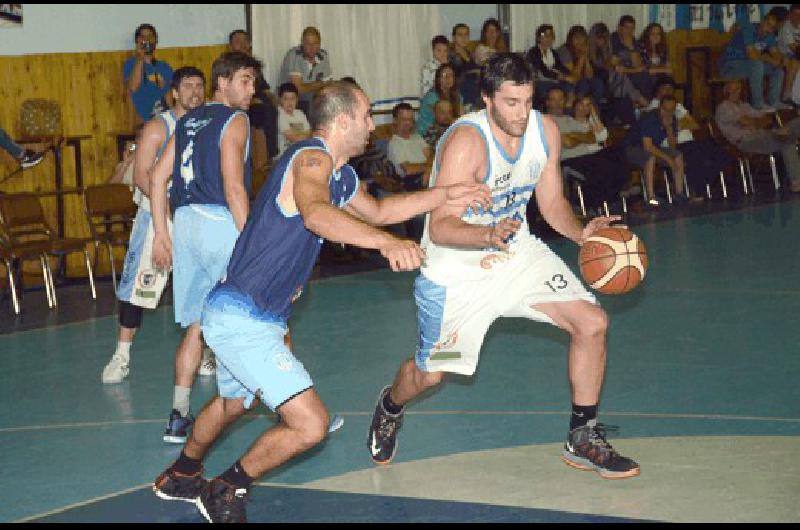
[198,347,216,376]
[101,354,130,384]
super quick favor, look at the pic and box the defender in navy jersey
[148,52,261,449]
[101,67,206,386]
[368,54,641,480]
[152,81,492,522]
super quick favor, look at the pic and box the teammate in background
[101,67,207,384]
[151,81,492,522]
[366,53,640,480]
[148,52,261,444]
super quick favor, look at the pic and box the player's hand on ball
[580,215,625,245]
[487,217,521,250]
[379,236,427,272]
[152,232,173,271]
[445,183,493,212]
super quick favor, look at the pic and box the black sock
[570,403,598,430]
[220,460,254,490]
[382,389,404,415]
[173,450,202,475]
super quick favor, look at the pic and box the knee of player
[298,409,330,447]
[576,305,609,337]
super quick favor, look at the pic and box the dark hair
[339,76,360,88]
[392,102,413,118]
[228,29,249,44]
[618,15,636,27]
[659,94,677,105]
[431,35,449,48]
[588,22,611,64]
[768,6,788,22]
[278,82,298,97]
[480,52,534,98]
[791,4,800,13]
[171,66,205,90]
[547,86,565,99]
[640,23,667,60]
[480,18,507,52]
[565,25,589,57]
[302,26,321,40]
[433,63,462,116]
[308,81,362,131]
[452,23,469,37]
[134,23,157,41]
[535,24,554,45]
[654,78,676,93]
[210,52,263,92]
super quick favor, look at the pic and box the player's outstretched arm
[535,115,621,245]
[344,179,492,227]
[293,150,425,271]
[149,135,175,270]
[428,126,520,250]
[132,117,166,198]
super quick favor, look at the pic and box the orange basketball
[579,227,648,295]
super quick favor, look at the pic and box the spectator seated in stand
[275,82,311,159]
[526,24,575,109]
[417,63,463,137]
[557,25,606,106]
[611,15,656,99]
[421,35,450,97]
[422,99,455,149]
[716,79,800,193]
[547,90,628,214]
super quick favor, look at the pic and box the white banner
[690,4,711,30]
[657,4,677,32]
[748,4,761,24]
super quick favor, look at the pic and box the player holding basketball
[150,80,492,522]
[367,53,640,479]
[149,52,261,444]
[101,66,207,385]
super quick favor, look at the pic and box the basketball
[579,227,648,295]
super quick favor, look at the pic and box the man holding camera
[124,23,174,122]
[278,26,332,114]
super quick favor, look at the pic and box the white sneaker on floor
[198,348,216,376]
[102,355,130,384]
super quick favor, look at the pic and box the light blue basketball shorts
[202,286,313,410]
[172,204,239,328]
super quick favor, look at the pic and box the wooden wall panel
[0,44,227,277]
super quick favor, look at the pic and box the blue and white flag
[650,3,764,32]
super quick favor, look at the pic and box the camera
[142,41,155,54]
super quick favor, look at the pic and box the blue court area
[2,200,799,523]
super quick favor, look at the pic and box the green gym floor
[1,197,799,523]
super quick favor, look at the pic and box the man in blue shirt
[150,80,492,523]
[148,52,261,446]
[719,12,789,111]
[625,96,700,206]
[123,24,174,122]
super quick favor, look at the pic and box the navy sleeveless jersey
[217,137,359,322]
[171,102,252,209]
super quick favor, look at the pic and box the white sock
[173,386,191,417]
[114,341,132,364]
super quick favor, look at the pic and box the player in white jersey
[367,53,640,479]
[101,67,206,384]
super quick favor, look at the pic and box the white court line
[2,410,799,434]
[12,482,153,523]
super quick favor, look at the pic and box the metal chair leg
[576,184,586,217]
[739,159,749,194]
[84,249,96,300]
[45,257,58,308]
[769,154,780,191]
[664,169,673,204]
[107,242,117,293]
[603,201,610,217]
[622,195,628,214]
[40,256,53,309]
[5,260,19,314]
[744,159,755,193]
[720,171,728,199]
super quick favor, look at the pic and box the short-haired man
[387,102,432,184]
[278,26,332,113]
[124,23,174,122]
[148,51,261,444]
[151,80,491,522]
[719,12,790,111]
[423,99,455,148]
[367,54,640,481]
[102,66,207,385]
[421,35,450,96]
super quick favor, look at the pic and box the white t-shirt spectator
[277,106,311,156]
[551,115,608,160]
[779,20,800,58]
[420,58,442,97]
[387,133,428,176]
